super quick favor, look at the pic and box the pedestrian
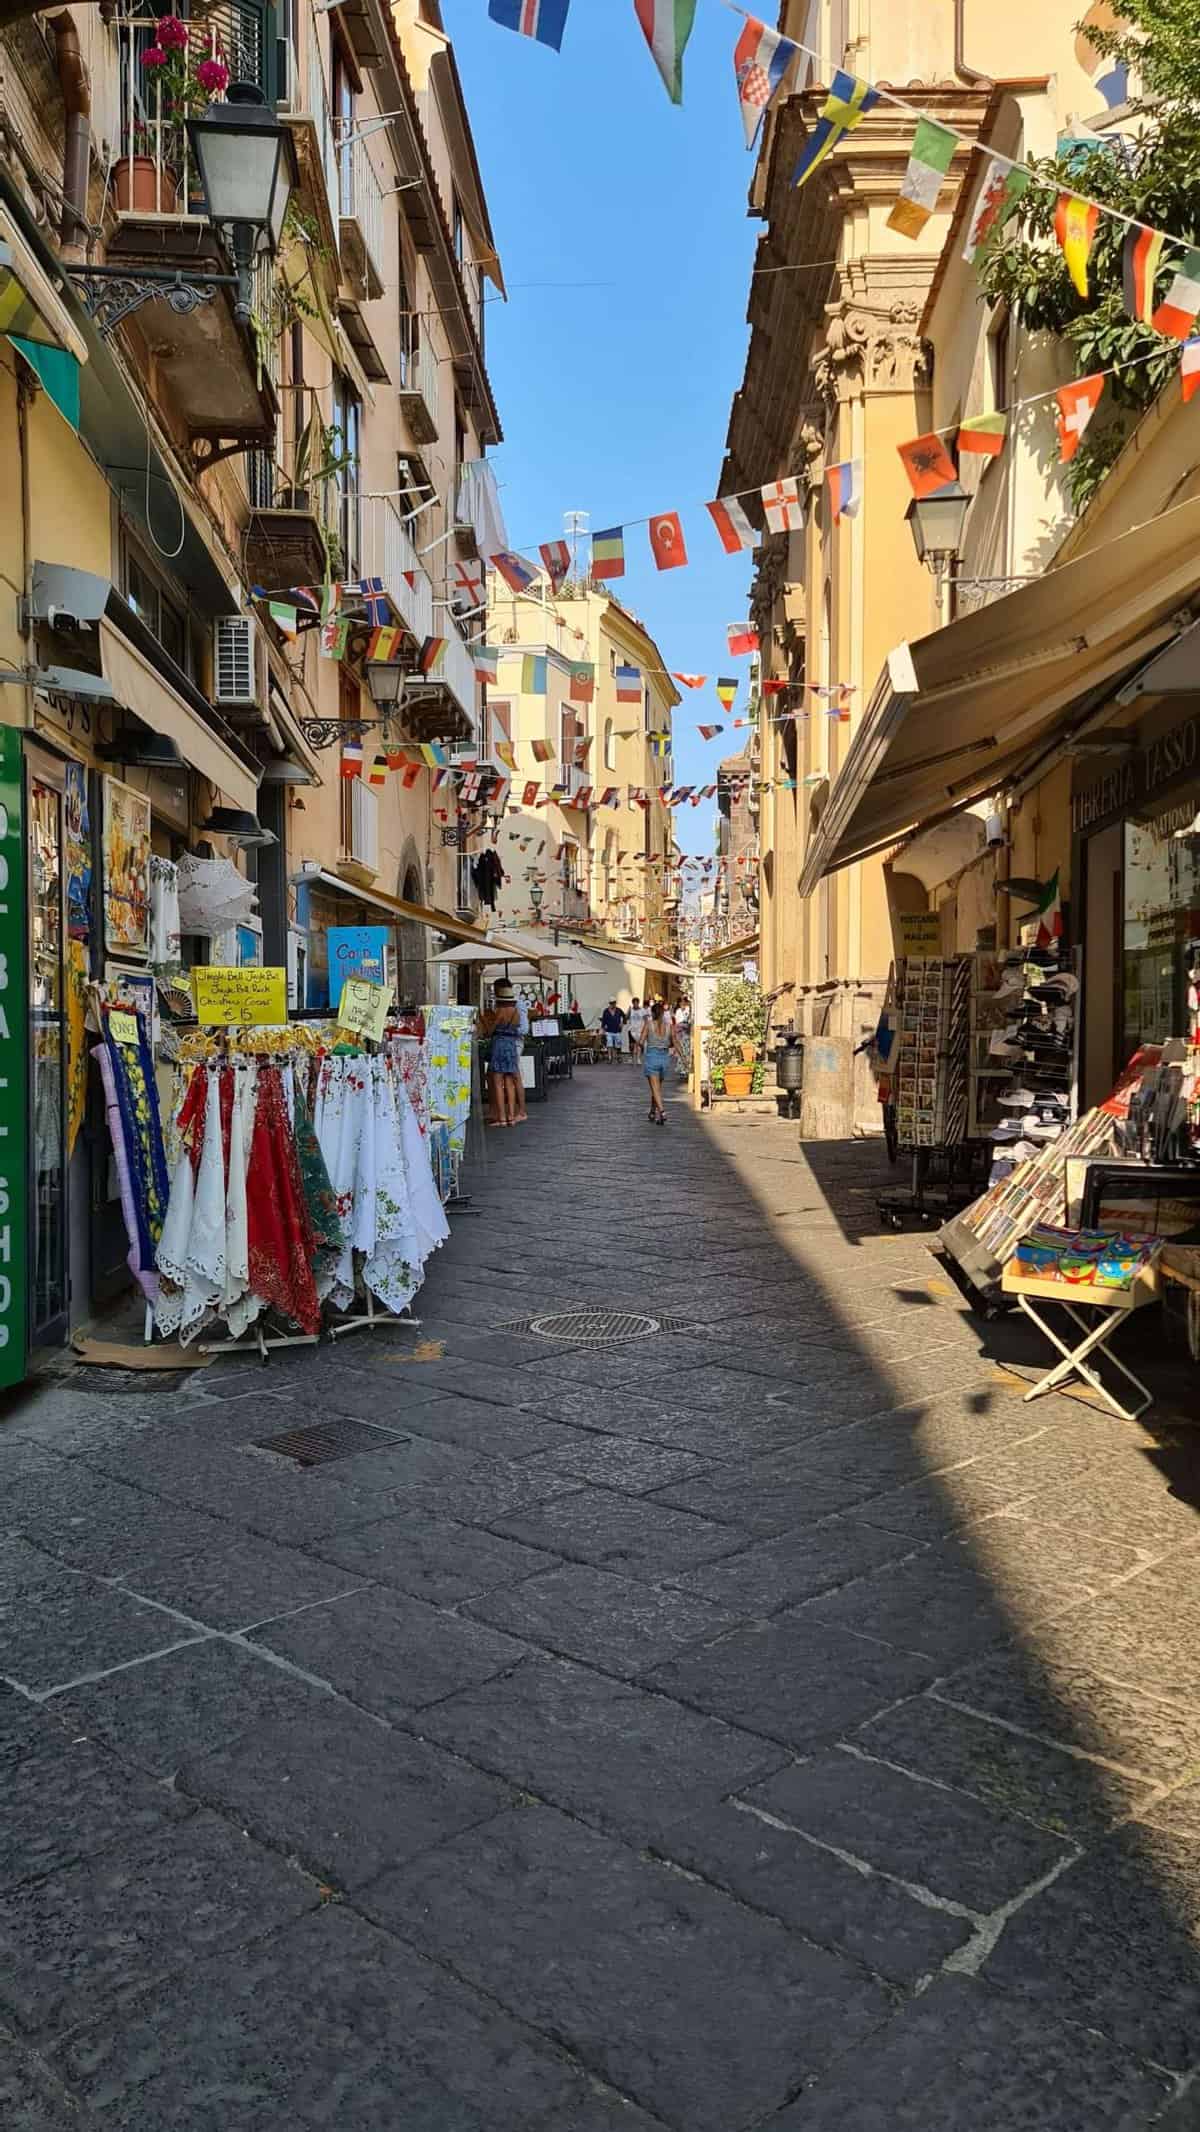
[600,997,626,1062]
[673,995,691,1079]
[481,981,526,1126]
[627,996,647,1063]
[637,996,677,1125]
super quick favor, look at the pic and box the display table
[1001,1255,1162,1421]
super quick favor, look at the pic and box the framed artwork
[102,777,150,957]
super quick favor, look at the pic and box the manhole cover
[256,1417,406,1467]
[497,1310,694,1345]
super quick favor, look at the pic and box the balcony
[337,127,385,303]
[403,613,477,747]
[276,20,341,259]
[559,883,591,924]
[243,387,331,589]
[358,493,434,645]
[397,338,439,448]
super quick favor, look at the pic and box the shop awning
[291,868,530,952]
[798,494,1200,895]
[0,223,88,363]
[700,932,758,970]
[586,943,692,977]
[98,620,260,815]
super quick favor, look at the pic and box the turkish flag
[648,512,688,571]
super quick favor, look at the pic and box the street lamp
[186,84,297,321]
[905,482,971,620]
[364,661,407,713]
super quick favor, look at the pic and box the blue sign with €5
[328,925,389,1007]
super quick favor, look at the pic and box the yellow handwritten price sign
[336,977,390,1045]
[108,1011,140,1046]
[192,966,287,1027]
[897,913,943,961]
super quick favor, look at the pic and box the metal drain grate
[256,1417,406,1467]
[498,1309,694,1346]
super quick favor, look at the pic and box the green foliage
[707,977,767,1071]
[974,0,1200,498]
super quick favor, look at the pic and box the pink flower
[140,43,168,68]
[195,56,229,94]
[155,14,188,47]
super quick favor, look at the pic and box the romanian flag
[591,526,625,579]
[1153,250,1200,340]
[521,654,548,694]
[1054,194,1100,298]
[957,411,1008,458]
[616,664,642,703]
[793,70,878,190]
[1122,226,1165,326]
[1183,337,1200,404]
[826,459,862,522]
[897,432,959,498]
[715,678,737,713]
[491,548,539,595]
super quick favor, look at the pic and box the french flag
[488,0,569,51]
[734,17,797,148]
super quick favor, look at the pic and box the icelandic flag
[487,0,569,52]
[734,18,797,149]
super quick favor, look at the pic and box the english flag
[539,539,571,592]
[761,477,803,534]
[1055,375,1104,462]
[707,494,758,552]
[733,16,797,148]
[648,511,688,570]
[727,623,759,656]
[452,558,484,607]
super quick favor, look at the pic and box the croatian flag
[488,0,569,52]
[733,17,797,148]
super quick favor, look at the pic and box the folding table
[1001,1254,1162,1422]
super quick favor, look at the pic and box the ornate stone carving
[811,295,932,406]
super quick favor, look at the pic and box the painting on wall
[102,777,151,957]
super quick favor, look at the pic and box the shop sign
[327,925,389,1007]
[0,729,26,1390]
[336,977,390,1044]
[192,966,287,1026]
[898,912,942,959]
[1072,713,1199,833]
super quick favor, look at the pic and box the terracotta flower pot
[740,1041,758,1064]
[112,156,177,215]
[723,1064,753,1097]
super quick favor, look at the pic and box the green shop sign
[0,728,26,1390]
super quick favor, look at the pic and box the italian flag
[1183,337,1200,405]
[633,0,698,103]
[1153,250,1200,341]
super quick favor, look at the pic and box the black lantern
[904,482,971,569]
[365,661,407,712]
[186,84,297,321]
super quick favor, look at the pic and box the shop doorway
[1083,821,1122,1108]
[26,756,69,1346]
[398,861,427,1007]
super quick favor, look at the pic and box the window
[332,374,361,581]
[453,195,465,266]
[332,38,356,219]
[644,686,653,732]
[398,257,418,389]
[125,547,189,675]
[988,308,1011,413]
[457,851,474,909]
[603,718,615,771]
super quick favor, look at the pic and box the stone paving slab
[517,1434,715,1496]
[56,1905,614,2130]
[51,1634,334,1778]
[644,1614,937,1752]
[764,1973,1173,2129]
[464,1561,738,1677]
[179,1701,513,1892]
[365,1804,892,2132]
[247,1585,528,1723]
[0,2032,92,2131]
[0,1714,190,1893]
[310,1508,560,1606]
[669,1516,926,1615]
[932,1645,1200,1785]
[415,1652,787,1847]
[0,1548,198,1694]
[0,1812,315,2046]
[744,1747,1072,1914]
[486,1485,751,1576]
[796,1549,1084,1667]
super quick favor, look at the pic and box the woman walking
[638,998,677,1126]
[483,982,526,1127]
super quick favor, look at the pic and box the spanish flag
[1055,194,1100,299]
[1122,225,1165,326]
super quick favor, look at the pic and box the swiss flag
[648,512,688,571]
[1055,375,1104,463]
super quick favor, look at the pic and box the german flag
[1122,226,1165,326]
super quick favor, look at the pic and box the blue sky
[446,0,759,856]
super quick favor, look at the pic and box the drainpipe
[954,0,990,85]
[50,12,90,260]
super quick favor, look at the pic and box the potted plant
[708,975,767,1099]
[113,19,230,216]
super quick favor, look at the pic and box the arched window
[398,860,427,1006]
[603,717,615,770]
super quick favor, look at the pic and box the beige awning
[99,621,259,815]
[291,867,532,952]
[798,494,1200,895]
[587,943,691,977]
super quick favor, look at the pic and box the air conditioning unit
[213,615,264,710]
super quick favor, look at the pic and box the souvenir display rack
[878,954,988,1228]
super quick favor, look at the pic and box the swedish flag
[793,70,879,189]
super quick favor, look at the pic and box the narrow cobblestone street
[3,1065,1200,2129]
